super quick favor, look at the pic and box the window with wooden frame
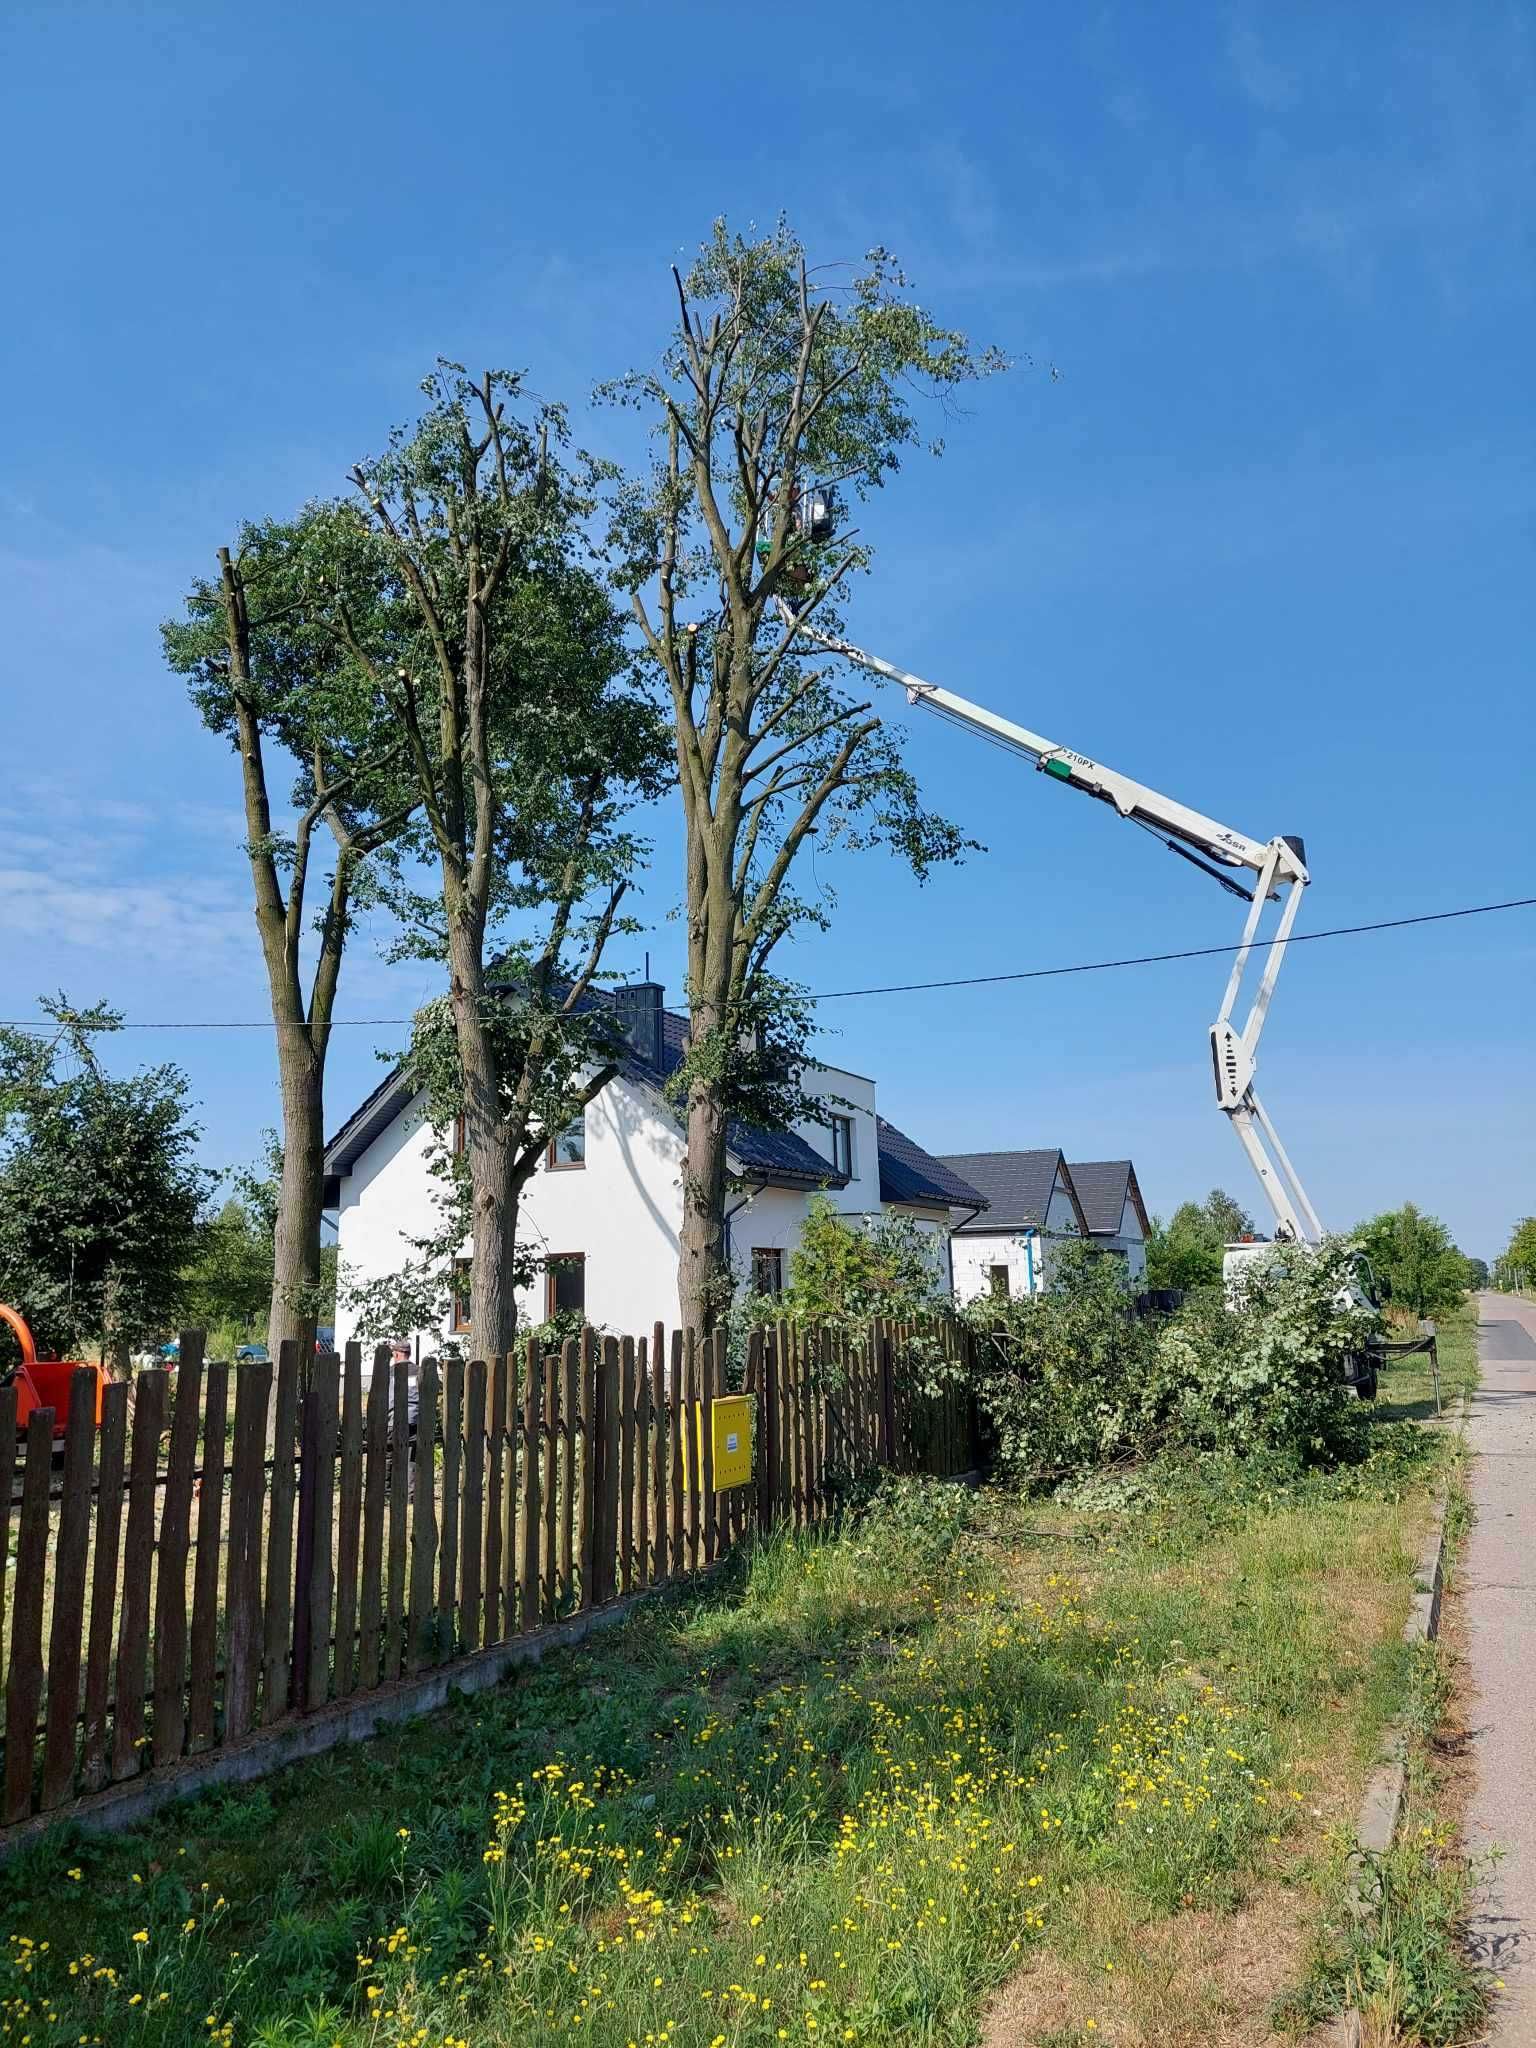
[829,1113,854,1179]
[988,1264,1011,1300]
[751,1246,784,1296]
[547,1114,586,1169]
[451,1257,472,1331]
[545,1253,585,1319]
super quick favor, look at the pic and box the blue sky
[1,1,1531,1259]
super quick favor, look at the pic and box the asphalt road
[1463,1292,1536,2043]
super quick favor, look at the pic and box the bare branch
[741,702,872,786]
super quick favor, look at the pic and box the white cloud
[0,863,251,965]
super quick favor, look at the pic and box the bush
[967,1237,1378,1488]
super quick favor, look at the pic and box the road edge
[1327,1388,1469,2046]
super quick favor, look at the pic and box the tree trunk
[269,1028,326,1365]
[679,1079,731,1335]
[447,923,518,1359]
[677,929,735,1333]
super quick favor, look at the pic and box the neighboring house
[1065,1159,1150,1284]
[323,981,987,1351]
[940,1149,1089,1302]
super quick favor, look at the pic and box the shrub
[968,1237,1376,1487]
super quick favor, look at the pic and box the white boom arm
[781,607,1324,1244]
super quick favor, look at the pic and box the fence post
[113,1368,167,1775]
[877,1322,897,1468]
[81,1379,129,1790]
[188,1361,230,1751]
[224,1359,272,1738]
[597,1337,622,1601]
[290,1386,318,1710]
[41,1370,98,1806]
[153,1334,204,1766]
[4,1408,55,1822]
[262,1341,301,1724]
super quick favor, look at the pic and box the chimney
[610,981,665,1071]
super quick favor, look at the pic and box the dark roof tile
[878,1119,989,1211]
[937,1149,1081,1233]
[324,984,848,1190]
[1066,1159,1148,1237]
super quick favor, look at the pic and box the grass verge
[0,1336,1471,2048]
[1281,1344,1494,2048]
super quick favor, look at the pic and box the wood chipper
[0,1305,107,1437]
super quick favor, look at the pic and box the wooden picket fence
[0,1316,977,1830]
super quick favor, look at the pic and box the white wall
[949,1169,1088,1302]
[334,1057,908,1349]
[1096,1195,1147,1284]
[335,1056,962,1343]
[791,1064,882,1216]
[335,1071,688,1351]
[513,1075,686,1332]
[952,1229,1040,1303]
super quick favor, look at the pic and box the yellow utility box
[681,1394,756,1490]
[710,1394,755,1490]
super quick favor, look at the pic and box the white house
[1065,1160,1150,1284]
[323,981,989,1351]
[940,1149,1089,1302]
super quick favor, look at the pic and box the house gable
[937,1149,1087,1236]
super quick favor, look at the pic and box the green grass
[1374,1300,1479,1424]
[1285,1461,1491,2048]
[0,1384,1467,2048]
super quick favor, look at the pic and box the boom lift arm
[778,603,1323,1244]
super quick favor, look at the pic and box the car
[235,1343,270,1363]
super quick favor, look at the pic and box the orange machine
[0,1305,106,1437]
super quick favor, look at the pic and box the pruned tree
[604,219,1005,1330]
[164,515,415,1360]
[343,365,670,1358]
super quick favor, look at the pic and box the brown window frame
[544,1252,586,1320]
[751,1246,784,1297]
[451,1256,472,1332]
[988,1264,1011,1300]
[546,1114,587,1171]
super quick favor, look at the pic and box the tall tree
[1496,1216,1536,1291]
[0,999,209,1365]
[1144,1188,1255,1291]
[164,516,415,1359]
[1355,1202,1470,1319]
[344,365,669,1357]
[606,220,1003,1330]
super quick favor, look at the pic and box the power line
[1,894,1529,1033]
[810,895,1536,1000]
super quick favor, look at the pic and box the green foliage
[665,974,821,1154]
[344,363,671,1350]
[1353,1202,1471,1319]
[1494,1214,1536,1289]
[1143,1187,1255,1292]
[776,1191,948,1327]
[183,1198,272,1345]
[0,998,210,1360]
[348,362,670,978]
[967,1237,1381,1488]
[162,506,416,860]
[604,219,1002,1315]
